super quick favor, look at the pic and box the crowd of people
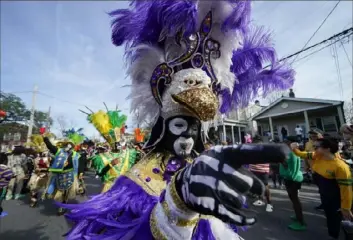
[1,1,352,240]
[202,126,353,238]
[0,133,146,215]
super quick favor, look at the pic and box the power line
[340,40,353,68]
[277,27,353,64]
[331,42,343,100]
[292,35,351,67]
[36,91,101,109]
[290,0,341,63]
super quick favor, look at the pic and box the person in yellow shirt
[291,137,352,239]
[304,128,323,170]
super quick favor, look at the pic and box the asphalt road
[0,171,343,240]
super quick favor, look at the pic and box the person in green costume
[280,136,306,231]
[80,103,139,193]
[92,139,138,193]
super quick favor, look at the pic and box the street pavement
[0,171,343,240]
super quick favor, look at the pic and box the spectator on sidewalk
[6,146,27,200]
[295,125,303,142]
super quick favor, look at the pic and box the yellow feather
[89,110,112,136]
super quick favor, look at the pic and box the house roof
[251,97,343,120]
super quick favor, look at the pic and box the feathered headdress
[62,128,86,146]
[80,104,128,147]
[110,0,295,148]
[25,134,52,153]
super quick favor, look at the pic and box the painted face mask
[64,144,73,152]
[162,116,200,158]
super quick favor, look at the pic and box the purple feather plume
[232,63,295,108]
[229,26,295,109]
[231,26,276,75]
[222,0,252,34]
[109,1,198,47]
[61,176,157,239]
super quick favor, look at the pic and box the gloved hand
[175,144,289,226]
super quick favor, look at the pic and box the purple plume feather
[231,26,276,75]
[232,63,295,108]
[228,25,294,109]
[61,176,157,239]
[222,0,252,34]
[219,88,232,114]
[110,1,198,48]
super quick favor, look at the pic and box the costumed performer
[63,1,295,239]
[42,129,85,215]
[81,104,138,193]
[26,134,51,207]
[0,164,13,216]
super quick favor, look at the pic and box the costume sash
[49,149,69,172]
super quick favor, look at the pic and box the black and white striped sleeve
[174,144,289,225]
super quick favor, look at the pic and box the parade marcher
[0,164,13,216]
[82,105,138,193]
[28,152,50,207]
[292,137,352,239]
[6,146,27,200]
[63,1,295,238]
[25,134,51,207]
[42,129,85,215]
[281,136,306,231]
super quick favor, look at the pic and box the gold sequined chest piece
[126,151,192,196]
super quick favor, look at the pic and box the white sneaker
[266,204,274,212]
[252,200,265,206]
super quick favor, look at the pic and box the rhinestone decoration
[150,63,173,106]
[152,168,160,174]
[149,10,223,108]
[145,177,151,182]
[191,53,204,69]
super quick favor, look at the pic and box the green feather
[107,110,127,128]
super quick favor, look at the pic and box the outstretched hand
[175,144,290,226]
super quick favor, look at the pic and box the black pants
[271,172,283,186]
[323,205,342,239]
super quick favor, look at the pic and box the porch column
[231,126,235,144]
[223,124,226,142]
[269,117,274,139]
[337,105,345,127]
[238,126,242,143]
[303,110,310,133]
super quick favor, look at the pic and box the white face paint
[168,118,188,136]
[64,145,72,152]
[173,137,195,157]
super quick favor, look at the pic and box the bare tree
[344,101,353,124]
[56,115,67,137]
[133,110,154,129]
[69,119,77,129]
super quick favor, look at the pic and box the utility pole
[47,106,51,132]
[26,85,38,143]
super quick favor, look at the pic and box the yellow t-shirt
[294,149,353,210]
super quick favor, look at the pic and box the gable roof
[251,97,343,120]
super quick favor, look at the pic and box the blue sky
[1,1,352,138]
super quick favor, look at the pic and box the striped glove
[175,144,289,226]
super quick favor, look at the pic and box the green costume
[280,151,303,182]
[91,149,138,193]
